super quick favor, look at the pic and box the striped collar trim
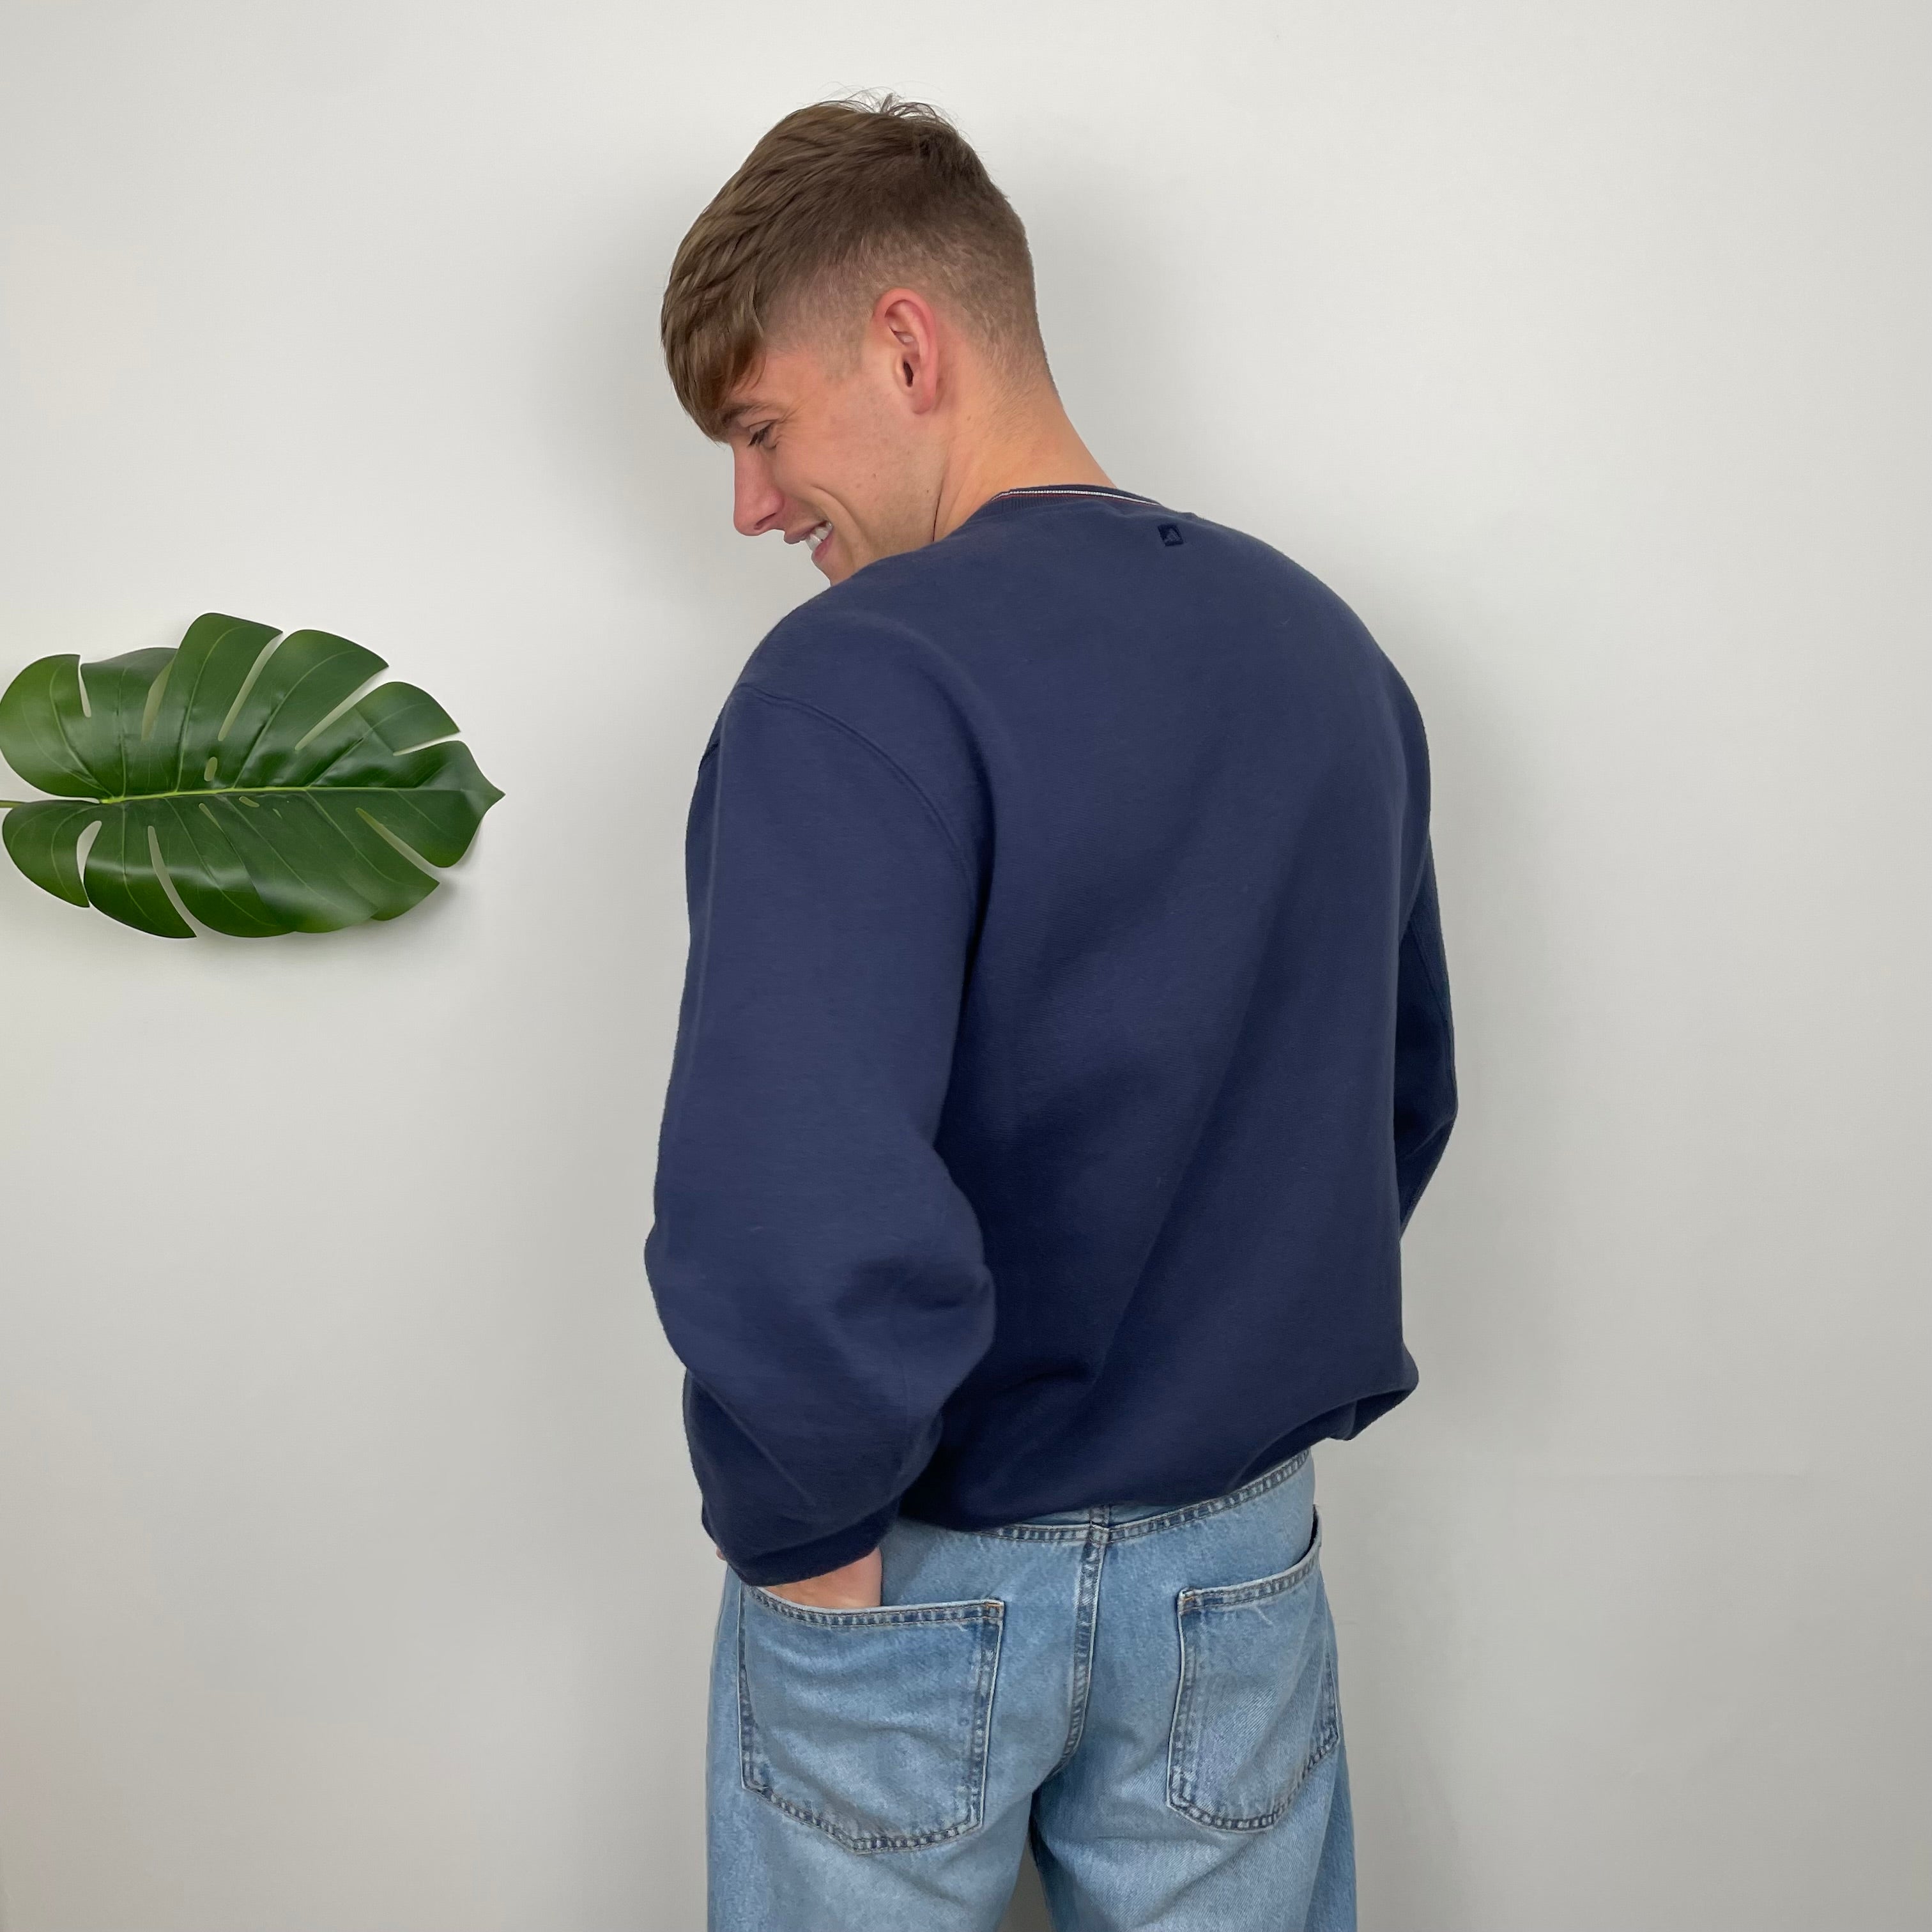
[979,484,1163,507]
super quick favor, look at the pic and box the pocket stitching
[1169,1639,1339,1830]
[1166,1514,1339,1832]
[745,1585,1000,1630]
[1177,1508,1324,1613]
[737,1589,1005,1855]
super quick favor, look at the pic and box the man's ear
[873,288,943,417]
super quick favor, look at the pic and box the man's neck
[932,409,1115,542]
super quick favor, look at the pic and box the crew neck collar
[977,483,1162,509]
[950,483,1165,535]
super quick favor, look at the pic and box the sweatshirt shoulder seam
[733,684,978,909]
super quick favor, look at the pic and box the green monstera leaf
[0,613,503,937]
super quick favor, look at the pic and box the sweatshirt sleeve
[1392,836,1458,1231]
[643,682,995,1586]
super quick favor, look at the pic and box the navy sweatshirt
[643,483,1457,1586]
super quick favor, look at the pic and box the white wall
[1,4,1926,1928]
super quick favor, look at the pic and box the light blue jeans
[706,1449,1353,1931]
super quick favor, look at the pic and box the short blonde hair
[661,91,1050,441]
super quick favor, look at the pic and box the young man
[646,93,1457,1932]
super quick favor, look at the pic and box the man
[645,91,1456,1932]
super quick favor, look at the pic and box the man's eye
[749,425,773,450]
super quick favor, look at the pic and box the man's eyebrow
[719,397,774,429]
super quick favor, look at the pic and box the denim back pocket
[1167,1506,1339,1831]
[737,1583,1004,1854]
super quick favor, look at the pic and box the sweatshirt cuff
[716,1498,903,1588]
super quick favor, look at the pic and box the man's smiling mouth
[804,519,832,555]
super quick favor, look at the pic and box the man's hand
[714,1543,884,1609]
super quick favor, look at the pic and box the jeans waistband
[967,1448,1310,1545]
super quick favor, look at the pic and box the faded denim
[707,1449,1354,1931]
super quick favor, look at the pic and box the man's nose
[732,455,783,539]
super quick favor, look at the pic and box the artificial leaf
[0,613,503,937]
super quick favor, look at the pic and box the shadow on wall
[998,1849,1051,1931]
[547,200,792,631]
[1381,564,1561,1442]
